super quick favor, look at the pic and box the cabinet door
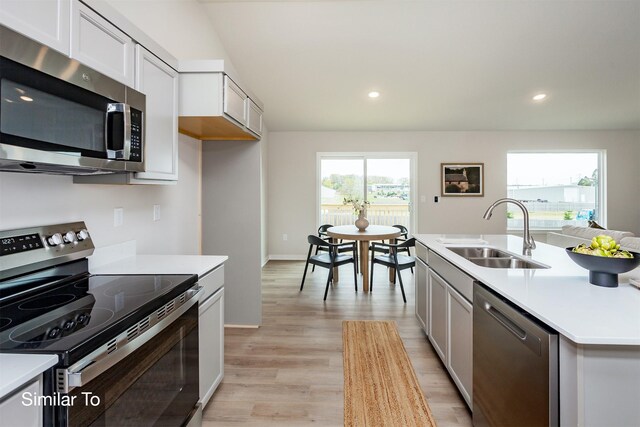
[428,269,447,363]
[199,287,224,407]
[70,0,134,86]
[415,257,428,332]
[0,377,42,426]
[0,0,70,55]
[134,45,178,181]
[447,285,473,407]
[223,75,247,125]
[246,99,263,136]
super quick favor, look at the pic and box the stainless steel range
[0,222,202,426]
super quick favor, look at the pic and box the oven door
[56,296,200,426]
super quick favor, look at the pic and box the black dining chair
[369,224,412,272]
[392,224,413,272]
[300,235,358,301]
[369,237,416,303]
[312,224,358,273]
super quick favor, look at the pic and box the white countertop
[414,234,640,345]
[91,255,227,278]
[0,354,58,399]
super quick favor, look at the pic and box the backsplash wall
[0,135,202,255]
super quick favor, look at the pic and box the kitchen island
[414,234,640,426]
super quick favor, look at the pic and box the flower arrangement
[343,198,370,214]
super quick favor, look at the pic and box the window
[318,153,416,232]
[507,151,604,230]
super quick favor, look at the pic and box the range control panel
[0,222,94,280]
[1,233,43,257]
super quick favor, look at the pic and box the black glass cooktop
[0,271,197,363]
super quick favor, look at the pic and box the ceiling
[199,0,640,132]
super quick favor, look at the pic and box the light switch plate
[153,205,161,221]
[114,208,124,227]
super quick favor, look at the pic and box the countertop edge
[0,354,59,399]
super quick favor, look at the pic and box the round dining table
[326,225,402,292]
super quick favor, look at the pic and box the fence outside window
[320,204,410,230]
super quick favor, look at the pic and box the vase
[355,210,369,231]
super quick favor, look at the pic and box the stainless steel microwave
[0,25,145,175]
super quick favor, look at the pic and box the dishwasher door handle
[475,288,542,356]
[484,301,527,340]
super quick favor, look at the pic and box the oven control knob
[77,229,90,241]
[63,320,76,331]
[48,327,62,339]
[47,233,63,246]
[76,313,90,325]
[63,231,77,244]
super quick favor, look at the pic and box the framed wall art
[441,163,484,196]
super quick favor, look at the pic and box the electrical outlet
[114,208,124,227]
[153,205,161,221]
[282,234,288,241]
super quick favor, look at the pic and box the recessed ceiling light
[368,91,380,99]
[532,93,547,101]
[20,96,33,102]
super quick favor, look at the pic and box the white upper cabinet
[246,99,263,136]
[179,60,264,141]
[70,0,134,86]
[0,0,71,56]
[223,75,247,126]
[134,45,178,181]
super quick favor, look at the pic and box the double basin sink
[447,247,549,269]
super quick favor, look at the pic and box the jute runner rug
[343,320,436,427]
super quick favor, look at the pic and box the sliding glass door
[318,153,416,232]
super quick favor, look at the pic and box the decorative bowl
[565,248,640,287]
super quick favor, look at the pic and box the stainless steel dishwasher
[473,282,559,427]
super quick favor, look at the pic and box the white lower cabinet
[428,269,448,362]
[414,257,428,331]
[198,269,224,408]
[447,284,473,407]
[0,377,42,427]
[427,260,473,408]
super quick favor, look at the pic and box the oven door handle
[59,284,202,393]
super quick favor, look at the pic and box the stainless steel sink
[448,247,513,259]
[467,257,548,269]
[446,246,550,269]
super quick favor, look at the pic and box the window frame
[316,152,418,233]
[506,149,607,231]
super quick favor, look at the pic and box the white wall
[267,130,640,257]
[0,135,202,255]
[104,0,232,62]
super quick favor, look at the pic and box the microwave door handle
[105,103,132,160]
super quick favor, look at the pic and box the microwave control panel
[129,108,143,162]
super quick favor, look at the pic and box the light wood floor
[202,261,472,426]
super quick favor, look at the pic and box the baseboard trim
[224,324,260,329]
[268,254,307,261]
